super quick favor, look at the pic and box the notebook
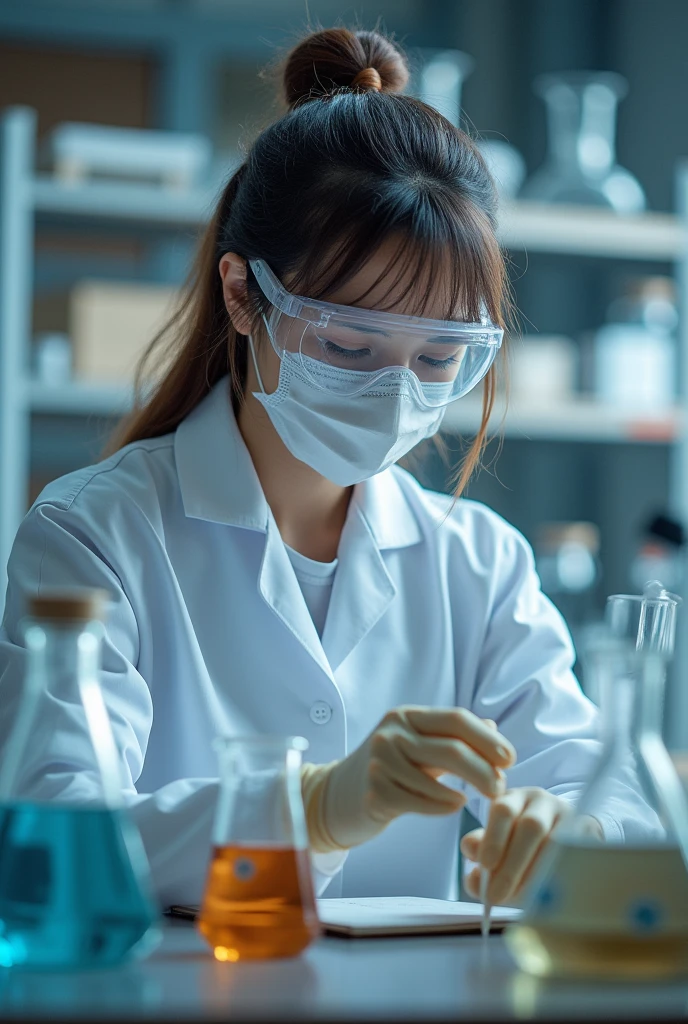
[167,896,521,937]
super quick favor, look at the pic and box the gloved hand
[301,705,516,853]
[461,788,604,906]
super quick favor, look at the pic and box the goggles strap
[248,329,267,396]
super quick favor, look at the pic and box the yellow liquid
[506,843,688,979]
[197,844,319,960]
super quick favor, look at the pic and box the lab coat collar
[175,378,269,531]
[174,376,424,552]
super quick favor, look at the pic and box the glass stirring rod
[480,865,491,937]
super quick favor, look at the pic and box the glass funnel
[507,583,688,979]
[521,72,646,212]
[0,591,160,969]
[197,736,319,961]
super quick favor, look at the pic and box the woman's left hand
[461,787,603,906]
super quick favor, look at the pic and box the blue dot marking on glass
[234,857,256,882]
[534,881,560,913]
[629,900,663,932]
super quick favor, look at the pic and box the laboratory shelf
[27,380,134,417]
[32,177,217,227]
[441,396,685,444]
[498,200,685,261]
[29,182,688,259]
[26,382,686,444]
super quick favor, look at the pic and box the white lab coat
[0,377,654,908]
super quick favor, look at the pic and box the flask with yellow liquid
[507,582,688,980]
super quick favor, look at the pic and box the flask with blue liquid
[0,590,160,968]
[507,582,688,979]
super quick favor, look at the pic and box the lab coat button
[310,701,332,725]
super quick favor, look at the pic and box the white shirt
[0,377,656,908]
[285,545,338,638]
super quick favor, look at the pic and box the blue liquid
[0,804,160,968]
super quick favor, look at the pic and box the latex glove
[461,787,604,906]
[301,705,516,853]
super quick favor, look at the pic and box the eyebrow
[339,323,462,345]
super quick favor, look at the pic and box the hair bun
[282,27,409,109]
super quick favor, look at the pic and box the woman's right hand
[301,705,516,852]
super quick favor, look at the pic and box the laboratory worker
[0,28,657,910]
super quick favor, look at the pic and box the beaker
[0,591,160,968]
[197,736,319,960]
[506,584,688,979]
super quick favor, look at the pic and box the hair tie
[351,67,382,92]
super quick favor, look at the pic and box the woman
[0,27,652,909]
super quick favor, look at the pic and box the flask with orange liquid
[507,582,688,980]
[197,736,319,961]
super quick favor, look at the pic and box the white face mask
[249,336,449,486]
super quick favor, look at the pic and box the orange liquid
[197,844,319,960]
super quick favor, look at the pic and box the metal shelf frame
[2,104,688,744]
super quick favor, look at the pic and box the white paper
[316,896,521,932]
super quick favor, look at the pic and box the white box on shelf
[45,123,213,190]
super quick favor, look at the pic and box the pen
[480,865,491,937]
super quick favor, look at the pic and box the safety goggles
[249,259,503,408]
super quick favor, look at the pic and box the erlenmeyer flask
[0,590,160,968]
[507,583,688,979]
[197,736,319,960]
[521,72,645,212]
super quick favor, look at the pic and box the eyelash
[323,341,460,370]
[418,354,460,370]
[323,341,369,360]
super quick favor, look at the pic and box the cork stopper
[29,588,109,623]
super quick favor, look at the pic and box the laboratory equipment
[0,590,159,968]
[535,522,600,651]
[32,332,72,385]
[510,336,578,405]
[521,72,646,212]
[631,514,685,595]
[593,278,677,411]
[412,48,474,130]
[197,736,319,961]
[476,140,526,200]
[507,583,688,979]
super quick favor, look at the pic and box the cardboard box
[34,280,180,384]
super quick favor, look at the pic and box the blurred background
[1,0,688,746]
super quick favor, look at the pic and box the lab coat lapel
[258,514,335,682]
[322,470,423,673]
[321,504,396,674]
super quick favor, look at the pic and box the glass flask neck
[0,618,122,807]
[599,647,665,751]
[213,737,309,850]
[540,75,620,176]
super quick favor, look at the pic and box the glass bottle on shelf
[521,72,646,212]
[197,736,319,961]
[0,590,160,968]
[593,277,677,411]
[506,582,688,979]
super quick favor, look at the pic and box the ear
[219,252,253,334]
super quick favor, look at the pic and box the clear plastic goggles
[249,259,503,408]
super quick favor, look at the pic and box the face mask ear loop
[248,332,267,396]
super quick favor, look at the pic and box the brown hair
[106,26,509,496]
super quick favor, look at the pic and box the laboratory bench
[0,919,686,1023]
